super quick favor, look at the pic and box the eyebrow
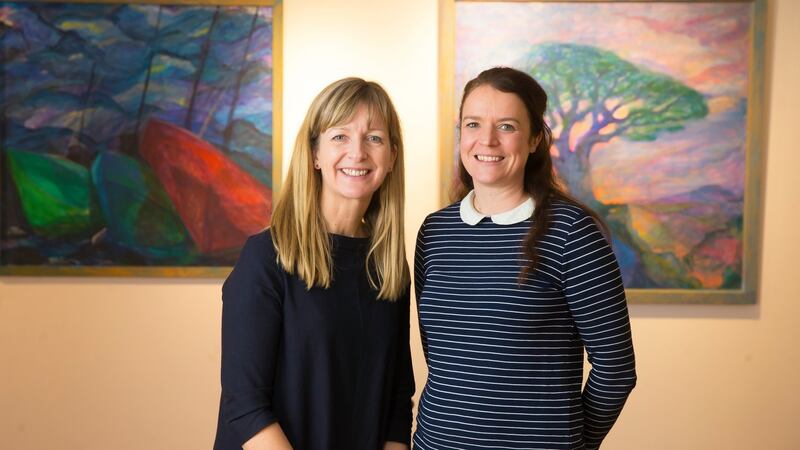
[462,116,521,123]
[328,126,387,133]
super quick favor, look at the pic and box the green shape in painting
[91,152,194,261]
[5,148,103,237]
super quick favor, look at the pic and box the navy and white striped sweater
[413,200,636,450]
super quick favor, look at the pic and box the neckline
[330,233,369,250]
[459,190,535,226]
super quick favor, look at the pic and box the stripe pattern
[413,201,636,450]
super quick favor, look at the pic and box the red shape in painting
[139,119,272,254]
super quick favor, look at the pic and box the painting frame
[439,0,767,304]
[0,0,282,278]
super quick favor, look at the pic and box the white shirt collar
[459,190,535,226]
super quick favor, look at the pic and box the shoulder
[548,200,596,231]
[227,228,282,285]
[237,228,279,264]
[420,201,461,230]
[549,199,588,221]
[223,229,285,307]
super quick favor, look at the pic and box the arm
[413,221,429,364]
[384,287,415,446]
[219,234,293,449]
[561,214,637,450]
[243,423,292,450]
[380,221,430,449]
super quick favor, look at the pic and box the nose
[347,138,367,161]
[479,126,499,147]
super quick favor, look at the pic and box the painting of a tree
[0,1,281,276]
[526,43,709,208]
[444,0,766,303]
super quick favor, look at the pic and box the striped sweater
[413,200,636,450]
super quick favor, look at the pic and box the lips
[340,168,370,176]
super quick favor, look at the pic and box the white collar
[459,190,535,226]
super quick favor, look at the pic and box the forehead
[462,85,527,117]
[326,102,388,131]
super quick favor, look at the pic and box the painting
[0,0,282,277]
[439,0,766,303]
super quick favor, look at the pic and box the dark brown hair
[453,67,609,280]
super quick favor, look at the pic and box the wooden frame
[0,0,282,277]
[439,0,767,304]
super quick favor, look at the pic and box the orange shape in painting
[139,119,272,255]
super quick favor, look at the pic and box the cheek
[459,134,475,156]
[459,143,472,165]
[505,136,530,157]
[318,166,335,186]
[317,146,339,167]
[317,154,340,183]
[381,148,396,166]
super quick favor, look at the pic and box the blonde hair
[270,78,409,300]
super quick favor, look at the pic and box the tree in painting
[521,43,745,289]
[524,43,709,209]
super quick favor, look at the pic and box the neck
[472,185,528,216]
[320,192,370,238]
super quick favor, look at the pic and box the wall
[1,1,798,449]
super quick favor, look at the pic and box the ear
[389,143,398,171]
[312,147,320,169]
[530,132,543,153]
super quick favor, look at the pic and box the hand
[383,442,408,450]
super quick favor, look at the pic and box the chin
[337,188,377,201]
[469,173,505,188]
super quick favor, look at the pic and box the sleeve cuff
[384,406,412,444]
[221,392,278,446]
[230,411,278,446]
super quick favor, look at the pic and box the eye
[498,123,516,131]
[366,135,384,144]
[331,134,347,142]
[463,121,479,129]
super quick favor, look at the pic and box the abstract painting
[439,0,766,303]
[0,1,281,276]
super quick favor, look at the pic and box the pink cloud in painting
[0,6,15,27]
[622,8,751,95]
[456,3,752,97]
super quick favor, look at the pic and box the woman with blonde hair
[214,78,414,450]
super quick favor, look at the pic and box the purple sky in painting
[456,2,752,204]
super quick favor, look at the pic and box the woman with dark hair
[413,67,636,449]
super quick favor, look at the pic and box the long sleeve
[218,234,285,446]
[413,220,429,364]
[384,287,416,444]
[561,213,637,449]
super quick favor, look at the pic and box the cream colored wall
[1,0,798,449]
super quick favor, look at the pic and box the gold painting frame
[439,0,767,303]
[0,0,282,277]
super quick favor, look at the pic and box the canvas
[440,0,766,303]
[0,1,282,276]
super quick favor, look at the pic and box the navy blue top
[413,201,636,450]
[214,230,414,450]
